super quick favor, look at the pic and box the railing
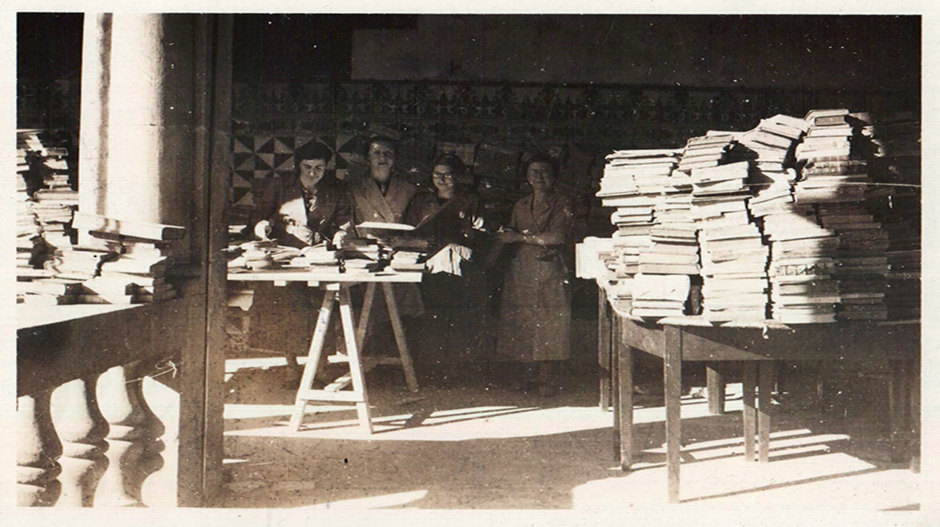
[17,297,196,507]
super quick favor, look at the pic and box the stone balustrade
[17,298,197,507]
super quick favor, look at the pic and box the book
[72,213,186,241]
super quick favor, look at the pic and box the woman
[406,154,489,368]
[346,136,417,227]
[247,141,350,375]
[495,154,575,396]
[251,141,350,248]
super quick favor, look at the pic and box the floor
[208,355,922,511]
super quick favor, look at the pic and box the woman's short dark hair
[366,135,398,156]
[294,141,333,163]
[431,153,466,175]
[524,153,559,177]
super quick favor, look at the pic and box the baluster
[95,361,166,507]
[17,390,63,506]
[50,375,110,506]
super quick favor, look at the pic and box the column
[17,391,63,506]
[50,376,110,506]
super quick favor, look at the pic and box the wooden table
[597,283,920,503]
[228,269,423,433]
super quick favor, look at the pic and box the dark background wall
[348,15,920,90]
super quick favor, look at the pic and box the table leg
[706,363,725,415]
[598,287,612,410]
[910,354,920,473]
[618,342,634,470]
[289,288,337,431]
[742,362,757,462]
[758,361,774,463]
[339,286,373,434]
[355,282,377,352]
[611,316,621,463]
[664,325,682,504]
[382,283,419,392]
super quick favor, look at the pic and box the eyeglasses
[432,172,456,181]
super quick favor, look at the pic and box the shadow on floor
[213,358,912,509]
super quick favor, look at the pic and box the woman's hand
[253,220,273,241]
[286,224,317,246]
[496,230,524,244]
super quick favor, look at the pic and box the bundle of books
[691,161,769,321]
[389,250,426,272]
[793,109,869,204]
[632,273,691,318]
[796,110,888,320]
[284,243,340,268]
[762,209,840,324]
[17,277,84,306]
[70,213,185,304]
[597,150,683,277]
[338,237,390,273]
[863,112,921,320]
[676,133,736,173]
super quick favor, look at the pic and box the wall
[351,15,920,91]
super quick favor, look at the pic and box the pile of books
[632,273,691,318]
[597,150,683,279]
[66,213,185,304]
[692,161,769,322]
[676,133,736,173]
[866,112,921,320]
[797,110,888,320]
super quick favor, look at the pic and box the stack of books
[676,133,736,173]
[17,277,85,306]
[865,112,921,320]
[762,209,841,324]
[632,273,691,318]
[793,109,869,204]
[389,250,426,272]
[691,161,769,321]
[284,243,340,268]
[817,201,889,320]
[795,111,888,320]
[72,213,185,304]
[597,150,683,277]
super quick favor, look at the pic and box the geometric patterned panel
[230,134,337,207]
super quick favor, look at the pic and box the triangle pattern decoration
[255,136,275,153]
[274,153,294,172]
[233,137,253,153]
[232,187,252,205]
[232,171,252,189]
[256,153,275,169]
[234,153,255,171]
[274,137,294,154]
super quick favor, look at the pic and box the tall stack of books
[597,150,682,279]
[690,161,769,321]
[72,213,185,304]
[865,112,921,320]
[796,110,888,320]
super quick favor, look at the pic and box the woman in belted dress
[495,154,575,396]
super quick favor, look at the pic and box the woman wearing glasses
[406,153,489,372]
[494,154,575,397]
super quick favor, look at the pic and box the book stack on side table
[71,213,186,304]
[597,150,682,283]
[797,110,888,321]
[691,161,769,322]
[632,273,691,318]
[866,112,921,320]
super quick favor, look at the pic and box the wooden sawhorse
[288,281,419,434]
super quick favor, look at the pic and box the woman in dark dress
[406,154,489,368]
[247,142,351,368]
[494,154,575,396]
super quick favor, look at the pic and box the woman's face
[368,142,396,181]
[526,161,555,192]
[298,158,327,190]
[431,164,457,196]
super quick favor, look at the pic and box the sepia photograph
[8,3,931,522]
